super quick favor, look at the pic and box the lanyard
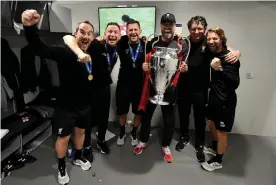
[84,62,92,74]
[128,41,141,64]
[105,44,117,67]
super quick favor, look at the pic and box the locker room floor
[2,123,276,185]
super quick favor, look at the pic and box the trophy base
[149,96,169,105]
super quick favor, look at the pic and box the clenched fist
[77,52,92,63]
[142,62,150,72]
[211,57,222,71]
[21,9,40,26]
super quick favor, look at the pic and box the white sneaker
[72,156,91,171]
[203,146,216,156]
[117,134,126,146]
[58,167,70,185]
[130,135,139,146]
[201,160,222,172]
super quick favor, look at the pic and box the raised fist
[21,9,40,26]
[211,57,222,71]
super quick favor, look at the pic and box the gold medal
[88,74,93,81]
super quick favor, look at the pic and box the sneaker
[97,141,110,154]
[133,142,147,155]
[57,166,70,185]
[175,137,189,152]
[201,158,222,172]
[204,146,216,156]
[117,134,126,146]
[72,156,91,171]
[194,145,205,163]
[83,146,94,163]
[130,134,139,146]
[162,146,173,163]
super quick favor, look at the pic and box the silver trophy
[145,33,190,105]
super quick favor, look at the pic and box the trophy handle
[144,33,160,62]
[177,35,191,64]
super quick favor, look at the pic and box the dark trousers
[139,101,175,147]
[177,90,207,147]
[84,85,111,147]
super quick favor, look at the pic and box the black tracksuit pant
[177,90,207,147]
[84,85,111,147]
[139,101,175,147]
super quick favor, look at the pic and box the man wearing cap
[133,13,189,163]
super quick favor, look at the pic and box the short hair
[75,20,94,32]
[126,20,140,29]
[122,15,131,22]
[187,16,208,29]
[207,26,227,48]
[105,22,120,30]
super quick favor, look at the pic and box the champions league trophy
[145,33,190,105]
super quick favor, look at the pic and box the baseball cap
[160,13,176,24]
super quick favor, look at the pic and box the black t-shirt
[117,35,145,86]
[24,25,90,110]
[178,37,210,93]
[87,40,118,88]
[208,49,240,102]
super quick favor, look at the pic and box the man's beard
[128,34,139,43]
[161,30,174,41]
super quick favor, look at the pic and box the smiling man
[63,22,121,156]
[22,9,93,185]
[175,16,241,163]
[201,27,240,171]
[115,20,145,147]
[134,13,189,163]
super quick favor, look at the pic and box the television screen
[98,7,156,37]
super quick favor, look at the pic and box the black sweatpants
[139,101,175,147]
[177,90,207,147]
[84,85,111,147]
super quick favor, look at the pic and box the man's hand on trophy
[77,52,92,63]
[21,9,40,26]
[142,62,150,72]
[179,62,188,73]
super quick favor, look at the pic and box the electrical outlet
[246,72,254,79]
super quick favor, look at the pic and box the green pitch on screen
[99,7,156,36]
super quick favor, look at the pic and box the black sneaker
[175,137,189,152]
[195,145,205,163]
[97,141,110,154]
[83,146,94,163]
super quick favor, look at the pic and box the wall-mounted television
[98,6,156,37]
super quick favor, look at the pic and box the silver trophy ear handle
[177,36,191,64]
[144,33,160,62]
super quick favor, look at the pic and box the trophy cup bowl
[149,46,180,105]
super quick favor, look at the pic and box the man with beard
[63,22,121,156]
[201,27,240,171]
[175,16,241,163]
[21,9,92,185]
[115,20,145,146]
[133,13,189,163]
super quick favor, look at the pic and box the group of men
[21,9,240,185]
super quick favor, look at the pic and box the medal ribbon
[105,44,117,68]
[84,62,92,75]
[128,41,141,65]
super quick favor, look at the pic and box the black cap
[160,13,176,24]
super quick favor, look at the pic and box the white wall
[59,1,276,137]
[49,3,72,33]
